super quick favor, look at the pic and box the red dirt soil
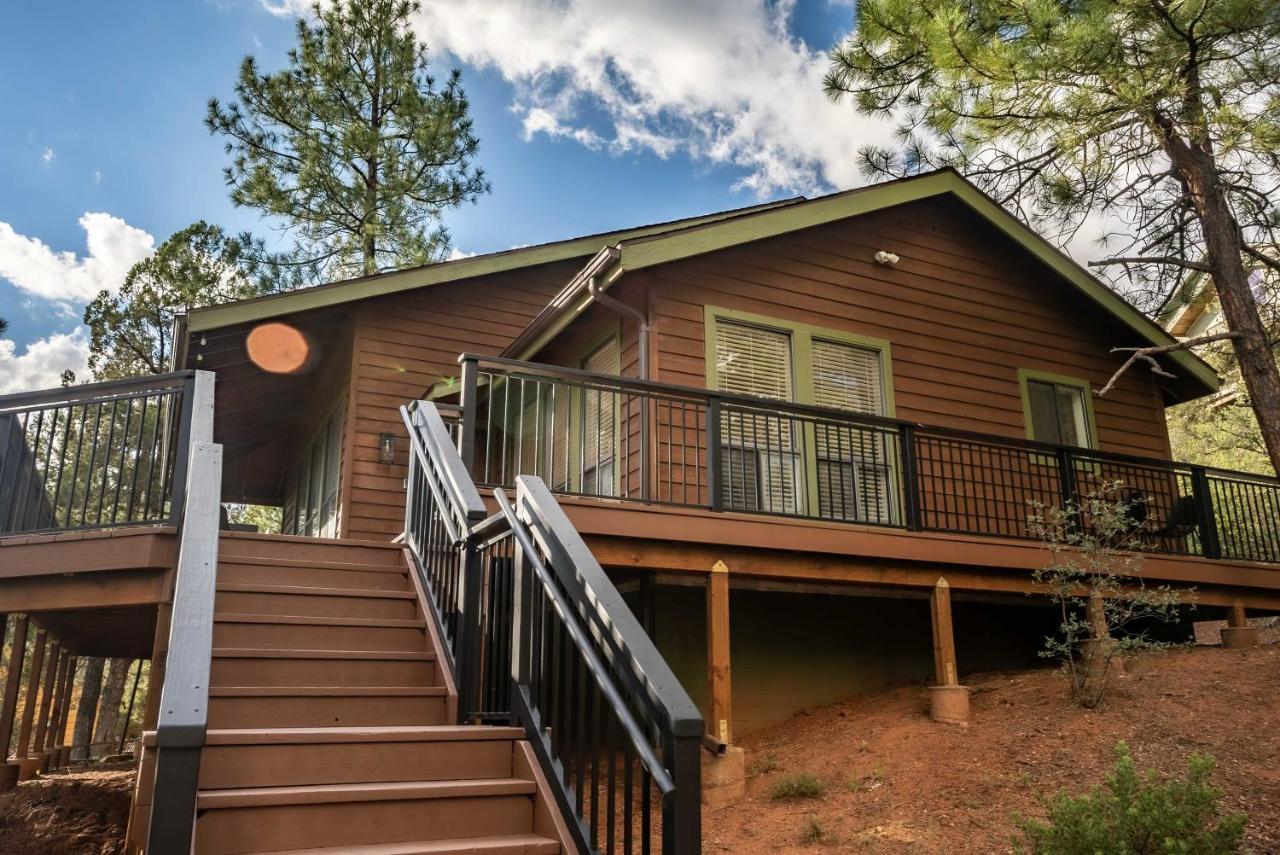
[707,645,1280,854]
[0,763,133,855]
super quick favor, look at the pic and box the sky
[0,0,920,391]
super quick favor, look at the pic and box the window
[1019,371,1096,449]
[581,336,620,496]
[707,309,896,521]
[291,400,345,537]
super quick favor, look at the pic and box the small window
[1025,378,1093,448]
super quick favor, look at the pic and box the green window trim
[1017,368,1099,450]
[701,305,897,416]
[703,305,899,522]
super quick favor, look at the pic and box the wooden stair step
[215,584,418,620]
[264,833,561,854]
[218,561,413,592]
[194,780,539,854]
[212,615,430,653]
[197,778,536,809]
[210,649,437,689]
[208,687,449,729]
[196,727,523,790]
[218,534,405,568]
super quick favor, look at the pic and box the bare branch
[1096,332,1238,397]
[1088,255,1211,272]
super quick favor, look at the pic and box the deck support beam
[52,654,77,768]
[1221,598,1258,649]
[702,560,746,809]
[31,640,62,771]
[0,614,29,790]
[928,577,970,725]
[706,560,732,746]
[15,627,47,780]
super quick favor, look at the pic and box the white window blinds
[713,321,793,401]
[582,337,620,495]
[811,338,884,416]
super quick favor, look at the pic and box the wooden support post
[1229,599,1248,628]
[930,577,958,687]
[1222,598,1258,648]
[142,603,171,731]
[32,641,61,769]
[0,614,30,790]
[52,655,77,768]
[42,649,71,761]
[0,615,29,759]
[706,560,732,746]
[928,577,970,725]
[14,628,48,780]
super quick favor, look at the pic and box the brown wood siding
[342,259,586,540]
[646,197,1173,458]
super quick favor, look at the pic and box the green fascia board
[186,198,802,334]
[611,169,1219,397]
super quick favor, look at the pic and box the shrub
[800,817,827,843]
[1016,742,1246,854]
[771,772,826,800]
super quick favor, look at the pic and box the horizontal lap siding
[342,259,585,540]
[650,197,1173,459]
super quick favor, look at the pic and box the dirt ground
[0,763,134,854]
[707,644,1280,854]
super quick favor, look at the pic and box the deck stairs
[130,534,568,855]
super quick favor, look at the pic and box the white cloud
[0,213,155,303]
[409,0,895,196]
[93,169,103,184]
[446,247,477,261]
[0,329,90,394]
[41,147,55,164]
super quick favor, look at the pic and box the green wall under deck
[645,585,1058,737]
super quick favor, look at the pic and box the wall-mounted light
[378,432,397,465]
[874,250,900,266]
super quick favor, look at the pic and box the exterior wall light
[874,250,900,266]
[378,432,397,465]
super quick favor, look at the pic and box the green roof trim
[186,198,801,334]
[515,169,1218,399]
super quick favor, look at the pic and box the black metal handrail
[0,371,198,536]
[454,354,1280,566]
[402,401,703,854]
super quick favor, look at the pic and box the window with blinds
[810,338,895,523]
[713,320,802,514]
[581,337,620,496]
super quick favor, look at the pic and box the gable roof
[505,168,1219,401]
[184,196,803,334]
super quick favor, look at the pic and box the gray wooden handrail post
[148,370,219,854]
[458,357,480,476]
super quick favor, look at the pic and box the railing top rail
[459,353,1280,487]
[495,487,678,795]
[402,401,487,523]
[513,474,705,738]
[0,370,196,412]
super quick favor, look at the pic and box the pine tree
[206,0,488,278]
[83,221,285,379]
[827,0,1280,476]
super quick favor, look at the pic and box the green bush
[771,772,826,800]
[1016,742,1246,854]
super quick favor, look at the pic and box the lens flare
[245,322,315,374]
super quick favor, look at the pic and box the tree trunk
[71,657,104,762]
[92,658,130,756]
[1161,124,1280,476]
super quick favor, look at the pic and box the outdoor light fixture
[378,432,397,465]
[874,250,900,266]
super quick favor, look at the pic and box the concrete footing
[929,684,971,725]
[0,762,19,792]
[17,756,42,782]
[701,746,746,809]
[1222,626,1259,649]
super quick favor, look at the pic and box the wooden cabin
[2,169,1278,853]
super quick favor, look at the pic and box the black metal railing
[402,400,703,855]
[0,372,198,536]
[453,354,1280,566]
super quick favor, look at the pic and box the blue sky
[0,0,886,390]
